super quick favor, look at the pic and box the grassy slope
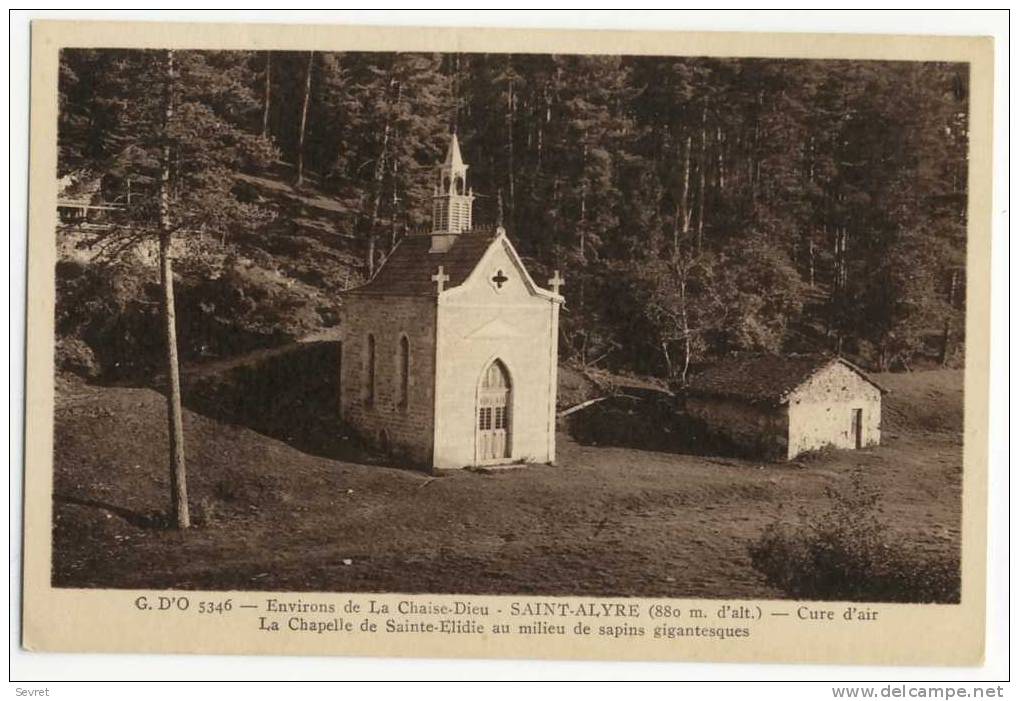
[51,367,963,598]
[875,369,965,435]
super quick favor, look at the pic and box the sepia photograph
[47,41,975,606]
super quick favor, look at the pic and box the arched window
[398,335,410,409]
[483,360,511,391]
[365,334,376,407]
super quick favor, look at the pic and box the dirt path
[167,327,342,384]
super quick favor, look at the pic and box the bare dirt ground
[51,368,962,598]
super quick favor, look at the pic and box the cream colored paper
[23,20,993,665]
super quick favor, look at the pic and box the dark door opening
[851,408,863,449]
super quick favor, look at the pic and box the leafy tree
[58,49,971,392]
[59,49,276,528]
[322,52,452,273]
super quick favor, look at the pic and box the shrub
[55,259,163,379]
[748,474,960,603]
[792,444,840,464]
[54,254,324,379]
[191,497,221,528]
[55,337,100,379]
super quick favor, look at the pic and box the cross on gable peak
[431,265,450,293]
[548,270,565,295]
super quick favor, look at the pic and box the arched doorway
[477,359,511,462]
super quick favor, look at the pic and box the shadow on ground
[565,393,766,461]
[178,341,385,466]
[53,493,173,529]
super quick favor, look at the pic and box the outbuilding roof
[344,228,501,297]
[684,354,886,405]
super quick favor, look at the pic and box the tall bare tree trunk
[579,138,588,257]
[295,51,313,186]
[262,52,271,138]
[673,134,693,257]
[159,50,189,530]
[940,268,959,365]
[506,64,515,221]
[831,225,843,295]
[367,120,390,277]
[825,223,837,337]
[660,341,673,380]
[451,53,462,133]
[366,236,377,278]
[536,123,543,169]
[749,91,762,205]
[537,81,550,168]
[696,105,708,251]
[390,155,400,253]
[716,125,725,189]
[840,227,849,291]
[679,275,691,384]
[828,223,850,354]
[387,82,405,253]
[808,237,816,288]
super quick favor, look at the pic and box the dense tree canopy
[58,49,968,378]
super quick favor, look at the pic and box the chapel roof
[684,354,886,405]
[344,227,502,297]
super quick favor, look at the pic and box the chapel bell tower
[431,133,474,252]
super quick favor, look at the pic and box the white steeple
[431,133,474,251]
[444,133,465,169]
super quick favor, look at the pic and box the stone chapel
[339,134,564,470]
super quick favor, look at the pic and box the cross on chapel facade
[339,133,564,471]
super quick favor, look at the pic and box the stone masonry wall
[786,361,881,459]
[685,396,788,460]
[340,295,436,466]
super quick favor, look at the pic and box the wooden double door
[477,360,511,462]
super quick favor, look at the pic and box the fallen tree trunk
[557,396,609,418]
[557,393,649,419]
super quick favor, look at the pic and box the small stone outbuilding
[683,355,885,460]
[338,134,564,470]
